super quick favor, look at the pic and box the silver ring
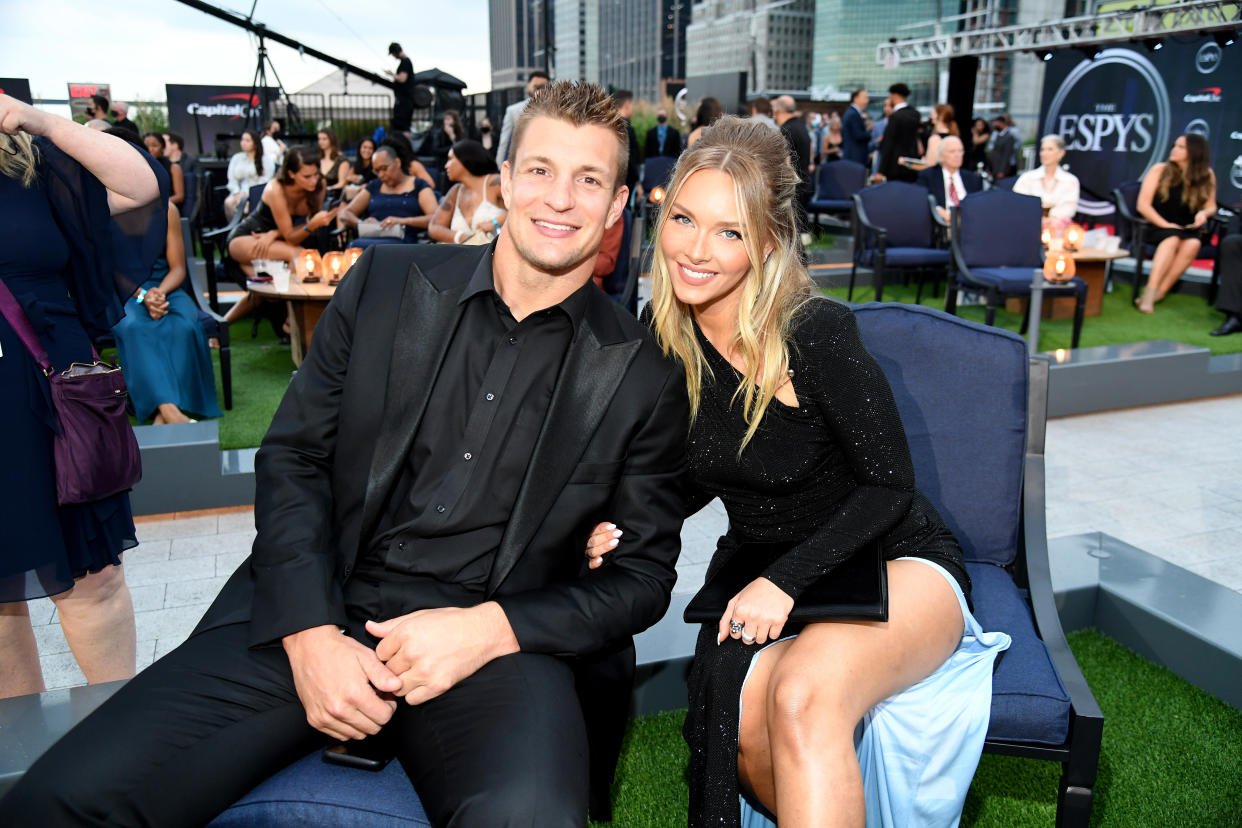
[741,632,756,643]
[729,620,744,635]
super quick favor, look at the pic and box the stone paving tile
[34,622,70,655]
[129,583,168,614]
[124,556,216,588]
[169,530,256,560]
[216,510,257,534]
[216,551,251,578]
[134,515,219,542]
[1141,529,1242,568]
[164,576,230,609]
[133,604,210,645]
[27,597,55,627]
[123,539,173,565]
[41,652,88,692]
[135,639,158,672]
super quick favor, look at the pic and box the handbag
[0,278,142,506]
[357,220,405,239]
[684,538,888,625]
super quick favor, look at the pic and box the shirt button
[436,504,446,513]
[485,393,495,401]
[463,452,472,461]
[508,336,518,345]
[397,542,405,550]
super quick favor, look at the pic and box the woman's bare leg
[154,403,192,424]
[736,561,963,827]
[51,564,136,685]
[0,603,46,698]
[1154,238,1201,301]
[1140,237,1181,312]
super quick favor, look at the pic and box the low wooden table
[1006,247,1128,320]
[247,275,338,366]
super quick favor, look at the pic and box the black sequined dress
[682,297,970,826]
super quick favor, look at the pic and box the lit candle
[332,257,341,276]
[304,252,315,275]
[1063,222,1084,251]
[1041,227,1053,247]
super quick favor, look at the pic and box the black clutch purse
[683,539,888,624]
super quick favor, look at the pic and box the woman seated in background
[380,133,437,189]
[687,97,724,148]
[143,131,185,207]
[1012,134,1080,229]
[339,143,437,247]
[425,109,466,169]
[427,140,506,245]
[223,129,269,220]
[316,128,350,192]
[479,115,497,159]
[1135,133,1217,314]
[585,116,1008,828]
[920,103,958,167]
[223,146,339,324]
[113,202,221,425]
[346,137,377,186]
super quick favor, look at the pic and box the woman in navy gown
[0,93,166,698]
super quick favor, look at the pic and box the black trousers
[1215,234,1242,315]
[0,622,588,828]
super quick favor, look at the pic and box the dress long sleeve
[758,301,915,599]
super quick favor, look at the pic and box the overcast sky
[2,0,492,108]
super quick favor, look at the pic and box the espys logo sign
[1043,48,1171,173]
[1196,42,1223,74]
[186,93,261,120]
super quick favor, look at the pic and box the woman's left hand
[379,216,403,229]
[719,577,794,646]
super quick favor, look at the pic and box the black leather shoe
[1210,315,1242,336]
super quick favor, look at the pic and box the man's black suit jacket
[644,125,682,159]
[196,243,689,658]
[916,165,983,208]
[842,106,870,165]
[878,105,921,183]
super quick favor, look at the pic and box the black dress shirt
[354,254,592,613]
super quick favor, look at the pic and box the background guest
[1209,234,1242,336]
[613,90,641,198]
[879,83,920,183]
[344,136,376,190]
[774,94,813,236]
[427,140,505,245]
[223,146,339,324]
[112,202,221,425]
[423,109,466,170]
[479,115,498,159]
[261,118,286,172]
[83,93,111,124]
[988,114,1019,179]
[1135,133,1217,313]
[748,96,777,131]
[223,129,268,220]
[688,96,724,147]
[820,112,843,162]
[496,70,549,163]
[0,92,163,700]
[1012,135,1080,227]
[111,100,139,137]
[922,103,959,167]
[842,88,870,165]
[968,117,991,173]
[339,144,437,247]
[380,133,436,189]
[142,131,185,208]
[645,107,681,159]
[316,127,349,192]
[916,135,982,222]
[385,42,416,138]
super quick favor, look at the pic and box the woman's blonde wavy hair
[648,115,815,452]
[0,132,40,188]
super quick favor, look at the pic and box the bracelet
[491,217,501,232]
[135,288,147,304]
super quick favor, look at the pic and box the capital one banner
[166,84,275,155]
[1040,40,1242,210]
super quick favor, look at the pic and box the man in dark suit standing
[613,89,642,200]
[644,107,681,159]
[916,136,983,222]
[878,82,921,183]
[841,88,871,165]
[989,113,1019,179]
[774,94,813,237]
[3,83,689,828]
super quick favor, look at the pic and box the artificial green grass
[211,320,299,451]
[822,279,1242,357]
[592,630,1242,827]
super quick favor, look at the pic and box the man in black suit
[916,136,983,222]
[774,94,813,235]
[613,89,642,199]
[3,82,689,828]
[841,88,871,165]
[878,82,921,183]
[644,107,681,159]
[989,113,1019,179]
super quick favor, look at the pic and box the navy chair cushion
[813,160,868,202]
[884,247,951,267]
[856,182,936,249]
[958,190,1043,268]
[853,303,1027,566]
[209,751,430,827]
[808,197,853,212]
[967,563,1071,745]
[961,268,1087,296]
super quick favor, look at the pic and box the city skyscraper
[554,0,599,83]
[685,0,815,96]
[597,0,689,101]
[490,0,554,92]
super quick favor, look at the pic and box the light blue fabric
[112,267,221,422]
[738,557,1011,828]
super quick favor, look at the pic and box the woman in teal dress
[112,202,221,424]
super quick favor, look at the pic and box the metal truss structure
[876,0,1241,66]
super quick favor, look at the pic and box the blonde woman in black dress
[587,117,1008,827]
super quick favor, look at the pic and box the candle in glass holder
[346,248,362,269]
[1063,222,1085,251]
[1040,227,1053,247]
[1043,251,1075,282]
[303,252,316,276]
[322,251,346,284]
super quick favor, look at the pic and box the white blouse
[1012,166,1080,220]
[226,152,269,196]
